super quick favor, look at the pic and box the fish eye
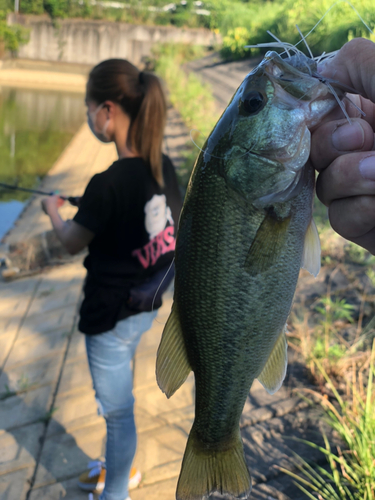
[242,91,265,115]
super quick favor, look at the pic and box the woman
[42,59,182,500]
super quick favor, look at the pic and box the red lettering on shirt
[132,247,150,269]
[163,226,176,252]
[132,226,176,269]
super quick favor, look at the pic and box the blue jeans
[85,310,157,500]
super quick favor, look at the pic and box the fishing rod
[0,182,81,207]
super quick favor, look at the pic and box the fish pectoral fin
[301,217,321,277]
[257,327,288,395]
[156,304,191,398]
[244,212,291,277]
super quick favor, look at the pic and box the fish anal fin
[245,211,291,277]
[257,327,288,395]
[177,426,251,500]
[301,217,321,277]
[156,305,191,398]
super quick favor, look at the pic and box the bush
[18,0,44,15]
[221,27,251,60]
[218,0,375,60]
[20,0,73,18]
[0,21,29,52]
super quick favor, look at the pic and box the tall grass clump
[153,43,219,148]
[152,44,219,189]
[0,0,29,53]
[278,346,375,499]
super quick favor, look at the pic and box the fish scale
[177,168,308,441]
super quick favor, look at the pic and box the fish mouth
[262,54,341,124]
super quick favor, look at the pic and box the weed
[313,338,346,362]
[39,406,58,422]
[38,287,55,298]
[315,296,355,325]
[344,243,375,266]
[0,384,16,400]
[17,373,31,391]
[62,330,74,338]
[366,269,375,289]
[221,27,252,60]
[278,346,375,499]
[287,261,375,387]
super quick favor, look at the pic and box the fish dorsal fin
[301,217,321,277]
[257,327,288,395]
[244,212,291,277]
[156,305,191,398]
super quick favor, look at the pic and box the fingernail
[332,122,364,151]
[317,60,337,78]
[359,156,375,181]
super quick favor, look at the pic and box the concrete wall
[7,14,219,66]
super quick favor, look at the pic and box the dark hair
[87,59,167,187]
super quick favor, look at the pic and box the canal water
[0,86,86,241]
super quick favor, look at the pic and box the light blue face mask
[87,103,110,143]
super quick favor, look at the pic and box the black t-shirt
[73,155,182,334]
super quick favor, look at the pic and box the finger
[317,93,373,124]
[328,195,375,254]
[340,94,375,130]
[57,197,65,208]
[316,152,375,206]
[319,38,375,103]
[310,118,375,172]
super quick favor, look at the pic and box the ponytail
[129,72,166,187]
[87,59,167,187]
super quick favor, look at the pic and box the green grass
[278,348,375,499]
[219,0,375,59]
[153,43,219,188]
[154,43,218,141]
[289,291,360,383]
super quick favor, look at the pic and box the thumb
[319,38,375,103]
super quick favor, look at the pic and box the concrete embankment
[8,14,220,67]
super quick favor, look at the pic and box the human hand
[41,195,65,215]
[310,38,375,254]
[68,196,82,207]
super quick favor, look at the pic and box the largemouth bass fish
[156,50,343,500]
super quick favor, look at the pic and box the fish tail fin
[177,426,251,500]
